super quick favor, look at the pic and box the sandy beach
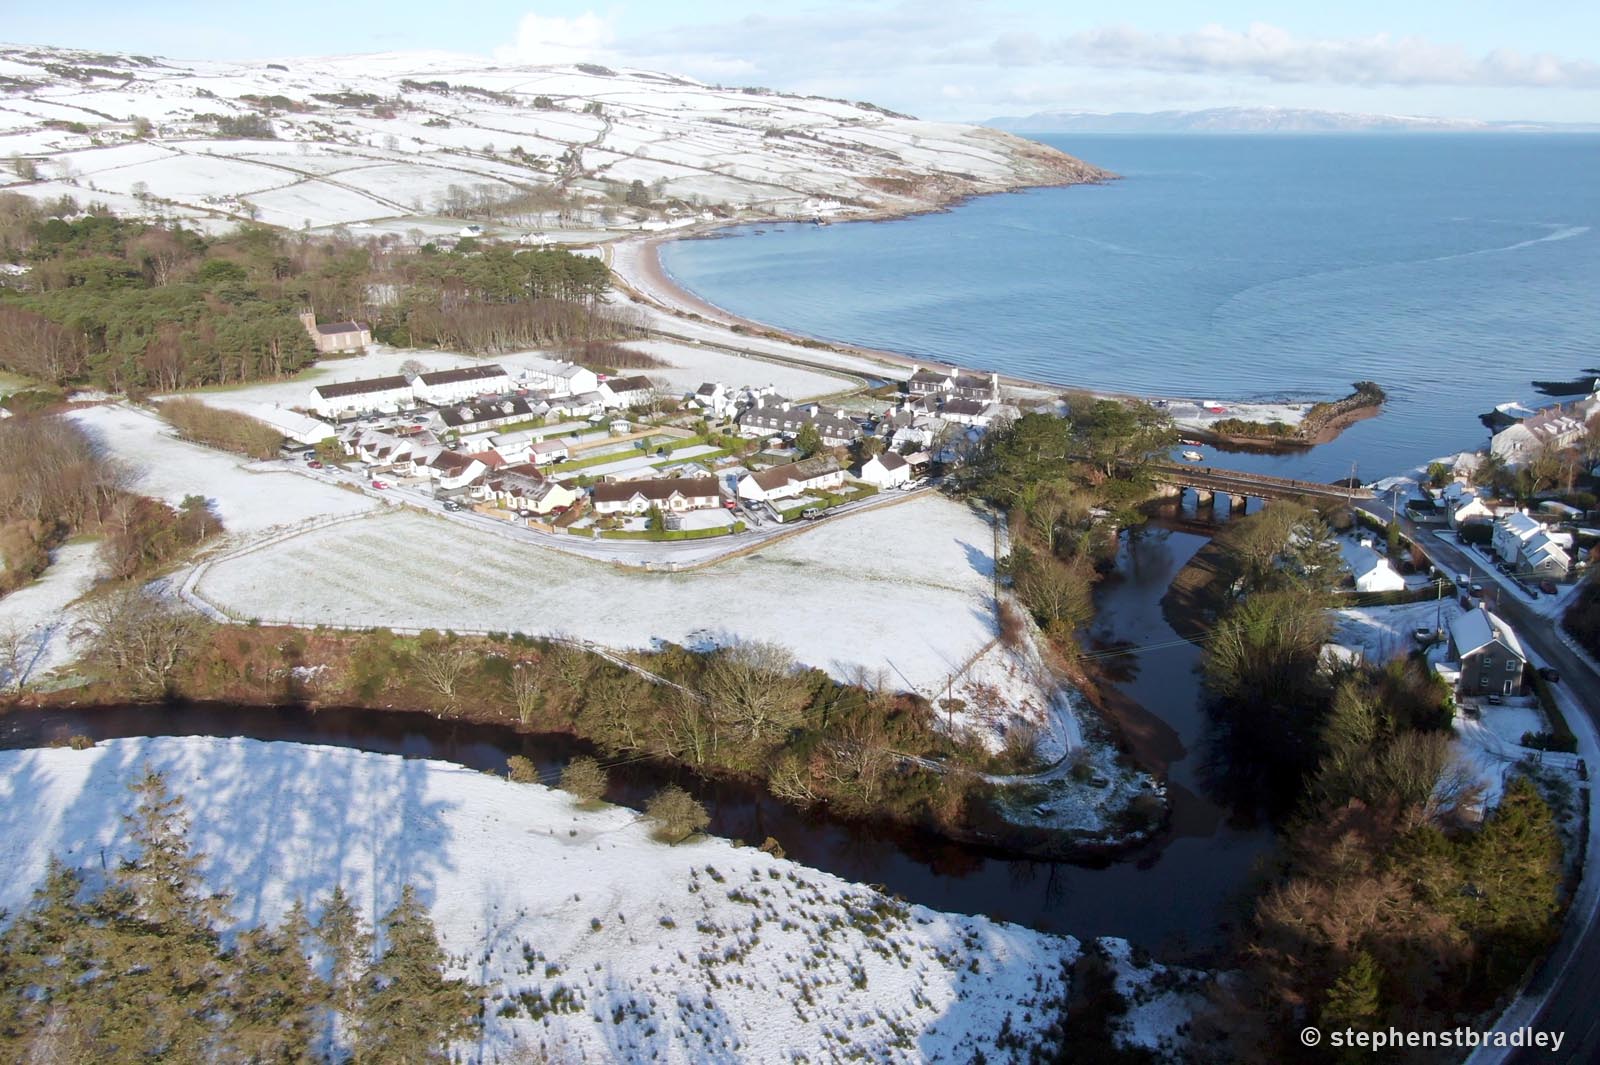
[607,231,1357,437]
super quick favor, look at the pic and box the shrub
[558,756,608,805]
[506,755,540,783]
[644,784,709,844]
[159,397,284,458]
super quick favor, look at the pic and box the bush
[506,755,540,783]
[159,397,284,458]
[558,756,608,805]
[644,784,709,844]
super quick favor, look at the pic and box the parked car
[1470,582,1485,597]
[307,460,323,469]
[1412,627,1434,642]
[370,480,388,489]
[801,507,825,521]
[1539,667,1561,683]
[1540,580,1558,595]
[442,500,462,512]
[1486,693,1504,705]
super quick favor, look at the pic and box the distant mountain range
[984,107,1600,134]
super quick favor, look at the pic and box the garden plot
[194,495,999,691]
[66,404,376,535]
[1331,599,1460,665]
[0,736,1105,1063]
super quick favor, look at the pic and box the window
[1508,659,1519,672]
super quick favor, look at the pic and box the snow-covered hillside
[0,44,1107,232]
[0,736,1093,1062]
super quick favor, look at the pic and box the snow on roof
[1499,512,1543,540]
[249,405,335,441]
[1449,606,1525,661]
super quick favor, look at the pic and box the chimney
[990,372,1000,394]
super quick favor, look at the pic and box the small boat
[1181,450,1204,462]
[812,215,829,227]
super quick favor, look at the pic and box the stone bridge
[1148,462,1372,514]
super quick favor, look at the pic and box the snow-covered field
[192,496,997,691]
[66,404,377,534]
[0,540,100,684]
[0,736,1093,1063]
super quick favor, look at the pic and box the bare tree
[0,624,31,695]
[508,660,543,724]
[699,640,810,747]
[74,590,211,696]
[413,642,473,711]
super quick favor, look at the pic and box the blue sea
[660,134,1600,481]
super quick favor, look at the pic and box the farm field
[193,495,998,690]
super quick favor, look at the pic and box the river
[3,518,1269,962]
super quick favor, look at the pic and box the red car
[307,460,323,469]
[370,479,389,490]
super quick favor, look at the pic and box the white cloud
[1050,23,1600,89]
[495,11,617,66]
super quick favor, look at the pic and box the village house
[1442,605,1526,697]
[950,372,1001,402]
[859,450,928,488]
[736,455,846,503]
[1487,391,1600,468]
[520,357,599,397]
[478,464,580,516]
[430,397,545,434]
[938,396,1000,428]
[298,310,371,355]
[251,405,336,446]
[1348,546,1406,593]
[599,375,658,409]
[1450,495,1497,530]
[1519,531,1571,580]
[426,451,488,492]
[738,398,863,445]
[590,476,723,515]
[688,382,738,419]
[307,375,415,419]
[906,365,955,396]
[412,364,515,405]
[1492,512,1545,565]
[549,391,607,418]
[528,438,571,465]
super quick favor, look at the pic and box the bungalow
[298,310,370,354]
[737,455,846,503]
[1492,512,1545,565]
[432,397,543,433]
[600,375,657,409]
[528,439,571,465]
[549,391,606,418]
[308,375,414,419]
[251,405,336,446]
[1348,546,1406,593]
[938,397,998,428]
[590,476,722,515]
[1518,532,1570,580]
[1444,605,1526,697]
[412,364,514,405]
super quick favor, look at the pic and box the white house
[1519,532,1571,580]
[426,451,488,491]
[937,397,999,428]
[599,375,657,409]
[520,358,599,397]
[1349,546,1406,593]
[431,396,543,434]
[251,405,336,446]
[689,382,738,419]
[1450,496,1496,530]
[549,391,606,418]
[411,364,514,405]
[736,455,846,503]
[308,375,415,419]
[590,476,722,514]
[1493,512,1545,564]
[478,465,580,516]
[528,439,571,465]
[1489,393,1599,468]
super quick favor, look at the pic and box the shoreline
[610,224,1389,437]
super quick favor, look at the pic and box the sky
[7,1,1600,122]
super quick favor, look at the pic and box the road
[1372,506,1600,1064]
